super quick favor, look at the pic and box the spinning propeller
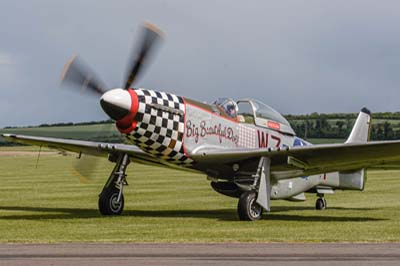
[60,22,164,116]
[60,22,164,182]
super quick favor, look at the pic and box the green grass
[0,152,399,243]
[307,138,345,144]
[0,146,54,152]
[0,124,123,144]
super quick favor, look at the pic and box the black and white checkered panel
[125,89,192,164]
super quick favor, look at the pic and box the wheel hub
[249,198,262,218]
[110,193,122,212]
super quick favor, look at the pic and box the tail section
[345,107,371,144]
[338,108,371,191]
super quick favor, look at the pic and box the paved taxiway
[1,243,399,266]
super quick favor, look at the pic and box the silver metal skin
[255,157,271,211]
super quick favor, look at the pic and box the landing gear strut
[98,153,130,215]
[315,193,327,210]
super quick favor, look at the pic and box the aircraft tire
[315,198,326,210]
[237,191,263,221]
[98,188,124,215]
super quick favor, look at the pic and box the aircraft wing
[190,140,400,179]
[1,134,165,166]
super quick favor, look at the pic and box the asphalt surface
[1,243,400,266]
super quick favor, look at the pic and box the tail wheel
[237,191,263,221]
[315,198,326,210]
[98,188,124,215]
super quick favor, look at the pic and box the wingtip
[2,133,15,137]
[361,107,371,115]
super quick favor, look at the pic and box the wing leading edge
[1,134,166,167]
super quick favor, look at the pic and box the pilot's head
[226,104,236,117]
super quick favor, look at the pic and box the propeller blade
[123,22,164,90]
[72,154,100,184]
[60,55,108,95]
[71,122,118,183]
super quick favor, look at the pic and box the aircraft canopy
[236,99,295,135]
[251,100,290,126]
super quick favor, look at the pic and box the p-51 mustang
[3,23,400,221]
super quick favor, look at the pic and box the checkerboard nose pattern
[125,89,192,164]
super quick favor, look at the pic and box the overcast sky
[1,0,400,127]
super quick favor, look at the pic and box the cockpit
[213,98,238,119]
[213,97,295,135]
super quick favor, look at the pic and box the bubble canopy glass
[251,100,290,126]
[236,99,295,135]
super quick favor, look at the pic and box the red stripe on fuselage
[181,98,191,159]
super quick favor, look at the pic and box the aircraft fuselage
[107,88,363,201]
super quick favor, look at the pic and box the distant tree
[383,122,393,139]
[376,124,384,140]
[336,121,344,133]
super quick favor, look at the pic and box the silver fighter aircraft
[3,23,400,221]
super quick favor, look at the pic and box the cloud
[2,0,400,127]
[0,53,13,65]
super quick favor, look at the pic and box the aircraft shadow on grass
[0,205,383,222]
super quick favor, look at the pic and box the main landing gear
[237,191,263,221]
[315,193,327,210]
[98,153,130,215]
[236,157,271,221]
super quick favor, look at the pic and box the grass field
[306,138,344,144]
[0,123,123,145]
[0,151,399,243]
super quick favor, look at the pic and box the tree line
[285,112,400,140]
[4,119,113,129]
